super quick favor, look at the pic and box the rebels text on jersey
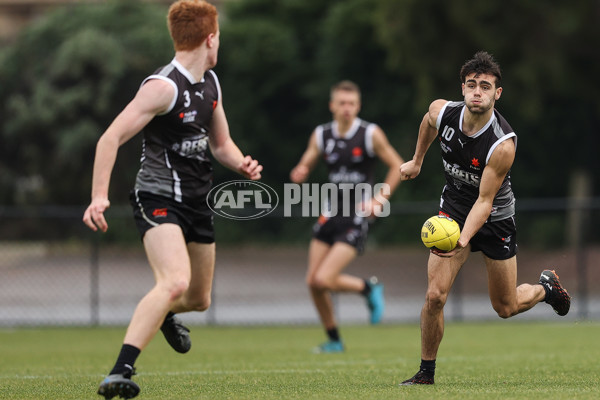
[316,118,377,207]
[134,59,220,204]
[436,101,517,222]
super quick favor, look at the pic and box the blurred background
[0,0,598,327]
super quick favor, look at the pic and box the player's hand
[83,198,111,232]
[399,160,421,181]
[432,239,467,257]
[290,165,309,184]
[239,155,263,180]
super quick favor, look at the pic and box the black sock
[326,328,340,342]
[109,344,141,377]
[360,279,372,297]
[420,359,436,376]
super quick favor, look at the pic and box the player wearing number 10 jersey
[398,51,570,386]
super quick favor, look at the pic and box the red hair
[167,0,218,51]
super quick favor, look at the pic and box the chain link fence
[0,198,599,327]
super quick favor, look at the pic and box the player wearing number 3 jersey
[82,1,262,398]
[398,51,570,385]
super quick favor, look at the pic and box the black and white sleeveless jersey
[316,118,377,209]
[134,59,220,203]
[436,101,517,222]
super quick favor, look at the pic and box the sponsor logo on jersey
[351,147,364,162]
[443,159,481,187]
[324,153,340,164]
[470,158,481,169]
[171,135,209,158]
[328,167,366,184]
[179,110,197,123]
[440,141,452,154]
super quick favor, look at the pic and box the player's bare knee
[167,279,190,302]
[309,275,332,291]
[424,290,447,312]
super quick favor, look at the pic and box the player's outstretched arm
[359,126,404,216]
[400,99,446,181]
[83,79,174,232]
[290,131,320,184]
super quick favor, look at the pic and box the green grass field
[0,321,598,399]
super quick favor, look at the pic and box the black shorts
[439,210,517,260]
[312,214,368,254]
[130,190,215,244]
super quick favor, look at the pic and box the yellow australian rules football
[421,215,461,252]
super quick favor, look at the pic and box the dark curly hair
[460,51,502,87]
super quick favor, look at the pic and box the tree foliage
[218,0,600,204]
[217,0,426,199]
[374,0,600,196]
[0,1,172,205]
[0,0,597,243]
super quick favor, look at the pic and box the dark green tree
[218,0,422,193]
[1,0,596,244]
[0,1,172,206]
[374,0,600,197]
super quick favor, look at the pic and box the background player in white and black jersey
[398,51,570,385]
[83,1,262,398]
[290,81,404,353]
